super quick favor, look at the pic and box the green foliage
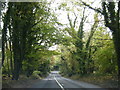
[59,13,117,76]
[58,2,67,10]
[31,71,41,79]
[2,0,118,81]
[93,41,117,74]
[59,45,80,76]
[2,1,65,80]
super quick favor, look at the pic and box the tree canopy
[1,1,119,86]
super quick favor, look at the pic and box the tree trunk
[12,23,21,80]
[2,2,11,66]
[112,30,120,87]
[0,2,3,68]
[8,21,14,79]
[2,18,7,66]
[9,40,13,78]
[6,42,10,77]
[2,32,5,66]
[12,41,21,80]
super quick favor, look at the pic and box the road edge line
[54,76,64,90]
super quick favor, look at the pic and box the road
[31,71,103,89]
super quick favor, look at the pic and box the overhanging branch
[32,17,44,28]
[81,1,104,15]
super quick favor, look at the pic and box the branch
[73,12,77,28]
[85,18,98,50]
[78,8,86,38]
[81,1,103,15]
[67,13,73,28]
[32,17,44,28]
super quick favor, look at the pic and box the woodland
[0,0,120,88]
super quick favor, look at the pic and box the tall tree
[2,1,64,80]
[82,0,120,82]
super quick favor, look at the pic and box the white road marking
[54,76,64,90]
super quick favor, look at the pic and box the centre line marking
[54,76,64,90]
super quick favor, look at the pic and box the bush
[31,71,41,79]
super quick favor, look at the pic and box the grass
[69,74,118,88]
[2,74,41,88]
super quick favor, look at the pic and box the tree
[82,0,120,80]
[2,1,65,80]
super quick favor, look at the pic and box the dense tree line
[58,0,119,82]
[1,1,119,86]
[82,0,120,81]
[2,2,63,80]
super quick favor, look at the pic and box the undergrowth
[69,74,118,88]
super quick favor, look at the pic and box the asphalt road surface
[31,71,104,89]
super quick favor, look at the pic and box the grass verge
[69,74,118,88]
[2,75,42,88]
[61,73,118,88]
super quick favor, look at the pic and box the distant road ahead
[31,71,102,89]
